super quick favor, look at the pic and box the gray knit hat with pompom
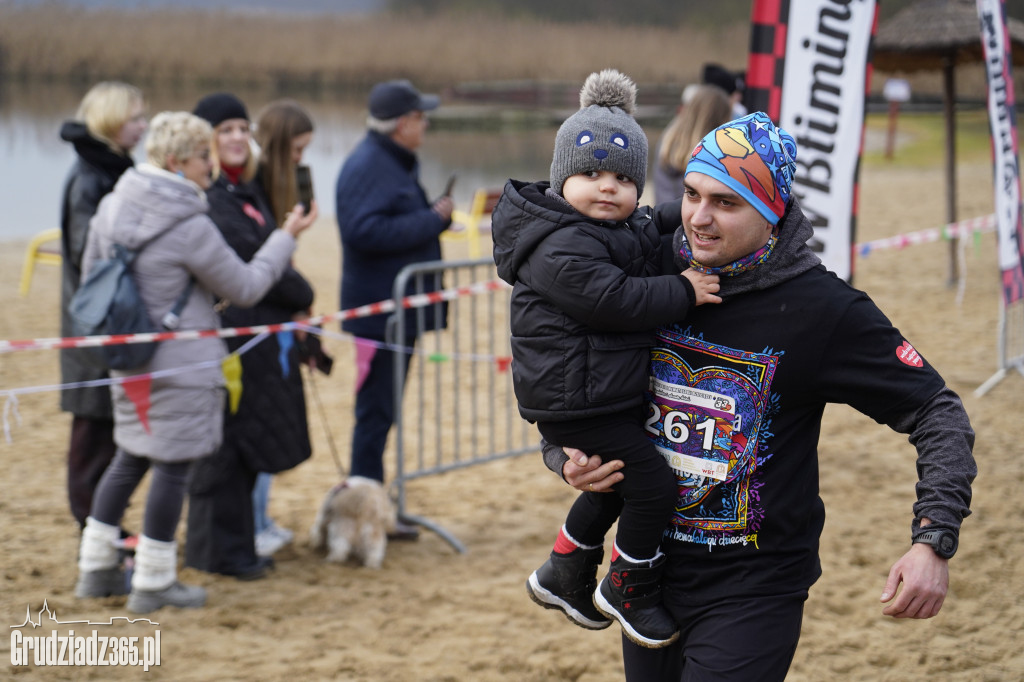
[550,69,648,197]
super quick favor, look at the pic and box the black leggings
[90,449,191,542]
[538,407,677,559]
[622,589,807,681]
[66,416,117,529]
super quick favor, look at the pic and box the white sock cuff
[613,541,659,565]
[78,517,122,572]
[84,517,121,541]
[131,536,178,591]
[136,535,177,557]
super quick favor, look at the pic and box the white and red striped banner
[978,0,1024,304]
[746,0,878,282]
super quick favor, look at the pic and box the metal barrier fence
[975,298,1024,396]
[389,258,538,553]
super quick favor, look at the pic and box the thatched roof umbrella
[873,0,1024,283]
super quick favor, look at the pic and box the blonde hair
[209,119,259,183]
[145,111,213,171]
[656,85,733,172]
[255,99,314,225]
[75,81,144,153]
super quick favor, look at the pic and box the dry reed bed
[0,6,749,90]
[0,6,1004,100]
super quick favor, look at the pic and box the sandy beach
[1,155,1022,681]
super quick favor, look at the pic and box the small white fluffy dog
[308,476,398,569]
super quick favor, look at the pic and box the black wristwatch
[913,528,958,559]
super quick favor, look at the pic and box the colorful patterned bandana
[685,111,797,225]
[679,228,779,276]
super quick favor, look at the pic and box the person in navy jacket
[334,80,451,538]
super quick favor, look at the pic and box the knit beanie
[550,69,648,197]
[685,111,797,225]
[193,92,249,128]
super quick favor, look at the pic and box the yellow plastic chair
[19,228,62,296]
[443,188,502,259]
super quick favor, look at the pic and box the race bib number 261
[645,377,739,485]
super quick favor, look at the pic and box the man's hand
[880,542,949,619]
[561,447,624,493]
[432,195,454,222]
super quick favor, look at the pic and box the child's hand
[682,269,722,305]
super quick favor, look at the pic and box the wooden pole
[943,55,958,285]
[886,100,900,160]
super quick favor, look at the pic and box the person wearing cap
[334,80,452,537]
[492,69,722,649]
[184,92,318,581]
[543,111,976,680]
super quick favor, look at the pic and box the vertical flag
[975,0,1024,397]
[978,0,1024,304]
[746,0,878,282]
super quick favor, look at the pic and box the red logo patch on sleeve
[896,340,924,367]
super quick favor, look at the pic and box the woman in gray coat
[73,111,314,614]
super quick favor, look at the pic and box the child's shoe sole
[526,570,611,630]
[594,577,680,648]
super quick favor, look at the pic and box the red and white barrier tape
[0,278,509,355]
[1,214,998,355]
[856,214,996,254]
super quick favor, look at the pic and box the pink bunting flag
[354,338,377,394]
[121,375,152,434]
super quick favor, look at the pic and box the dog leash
[305,368,348,478]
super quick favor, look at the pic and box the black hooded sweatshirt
[544,196,976,603]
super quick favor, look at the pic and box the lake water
[0,79,668,243]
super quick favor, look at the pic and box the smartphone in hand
[443,173,457,198]
[296,165,314,213]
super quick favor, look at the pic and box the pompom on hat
[550,69,648,197]
[685,111,798,225]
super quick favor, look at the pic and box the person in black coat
[58,81,148,531]
[249,98,329,558]
[184,93,319,580]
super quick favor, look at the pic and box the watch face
[938,533,957,558]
